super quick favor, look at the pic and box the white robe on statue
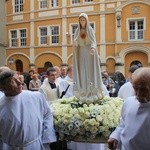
[0,90,56,150]
[71,13,108,150]
[110,96,150,150]
[73,13,104,103]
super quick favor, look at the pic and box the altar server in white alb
[0,70,56,150]
[117,65,139,99]
[58,65,73,98]
[108,67,150,150]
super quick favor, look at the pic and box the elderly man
[0,70,56,149]
[0,66,11,98]
[108,67,150,150]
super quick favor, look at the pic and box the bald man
[0,66,11,149]
[108,67,150,150]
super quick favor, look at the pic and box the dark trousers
[50,140,68,150]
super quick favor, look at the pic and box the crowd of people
[0,12,150,150]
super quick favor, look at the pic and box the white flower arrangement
[51,96,123,142]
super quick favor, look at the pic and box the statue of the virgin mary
[73,13,104,103]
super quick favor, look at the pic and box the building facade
[0,0,7,66]
[5,0,150,76]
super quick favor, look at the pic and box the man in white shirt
[58,65,73,98]
[108,67,150,150]
[117,65,139,99]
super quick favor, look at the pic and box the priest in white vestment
[39,67,59,105]
[0,70,56,150]
[108,67,150,150]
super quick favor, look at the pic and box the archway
[125,51,148,77]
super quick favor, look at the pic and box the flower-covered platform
[51,96,123,143]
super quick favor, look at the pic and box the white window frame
[10,30,17,47]
[127,18,145,41]
[39,0,47,9]
[39,27,48,45]
[19,29,27,47]
[50,0,58,8]
[50,25,59,45]
[71,0,80,5]
[13,0,24,13]
[70,24,78,43]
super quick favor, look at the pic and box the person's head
[114,71,125,81]
[0,66,11,74]
[28,69,34,76]
[0,70,22,96]
[79,13,88,29]
[60,64,69,78]
[103,71,109,79]
[0,66,11,91]
[132,67,150,103]
[32,74,38,80]
[53,66,61,78]
[19,74,25,82]
[47,67,57,83]
[128,65,140,82]
[67,65,73,78]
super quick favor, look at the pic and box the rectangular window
[71,24,78,41]
[90,23,94,30]
[14,0,23,13]
[40,27,47,45]
[84,0,93,2]
[50,26,59,44]
[51,0,58,7]
[10,30,17,47]
[40,0,47,9]
[72,0,80,4]
[129,20,144,41]
[20,29,26,46]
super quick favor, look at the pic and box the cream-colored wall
[0,0,6,66]
[5,0,150,75]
